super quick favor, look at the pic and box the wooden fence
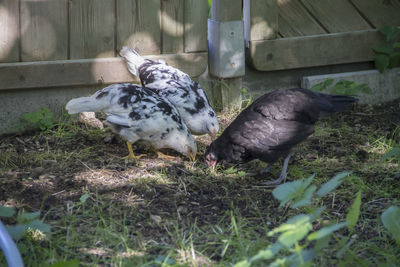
[0,0,208,90]
[244,0,400,71]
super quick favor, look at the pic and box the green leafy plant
[381,206,400,246]
[235,172,364,266]
[373,26,400,73]
[0,206,51,240]
[311,79,372,95]
[383,145,400,177]
[17,107,55,132]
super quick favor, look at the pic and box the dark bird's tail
[314,92,358,117]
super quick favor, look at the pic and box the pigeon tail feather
[315,93,358,117]
[119,46,146,77]
[66,96,109,114]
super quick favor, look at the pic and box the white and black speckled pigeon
[119,46,219,138]
[66,83,197,161]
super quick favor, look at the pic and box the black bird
[205,88,357,184]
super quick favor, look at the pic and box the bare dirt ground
[1,99,399,265]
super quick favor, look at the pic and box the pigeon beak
[210,129,217,141]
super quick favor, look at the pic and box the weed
[1,100,399,266]
[373,26,400,73]
[15,107,55,132]
[311,79,372,95]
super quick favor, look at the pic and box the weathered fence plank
[184,0,208,52]
[70,0,115,59]
[0,0,19,63]
[161,0,184,54]
[244,0,278,42]
[20,0,68,61]
[301,0,371,33]
[248,29,385,71]
[117,0,161,55]
[278,0,325,37]
[0,52,208,90]
[350,0,400,28]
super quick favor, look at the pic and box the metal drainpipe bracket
[208,19,245,78]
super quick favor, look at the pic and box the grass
[1,100,400,266]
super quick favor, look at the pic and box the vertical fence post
[208,0,245,110]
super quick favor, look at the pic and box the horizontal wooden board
[0,52,208,90]
[248,29,385,71]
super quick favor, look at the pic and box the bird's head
[206,121,219,140]
[205,144,218,171]
[203,110,219,140]
[182,106,219,139]
[185,144,197,162]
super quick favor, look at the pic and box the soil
[0,99,399,258]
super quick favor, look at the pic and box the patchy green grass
[1,100,400,266]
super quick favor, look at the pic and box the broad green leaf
[233,260,250,267]
[249,243,283,262]
[317,172,351,197]
[269,258,287,267]
[307,222,347,241]
[311,79,334,92]
[271,215,313,248]
[303,174,315,188]
[79,193,90,204]
[309,207,325,221]
[26,220,51,233]
[374,53,390,73]
[394,42,400,48]
[292,185,317,208]
[381,206,400,245]
[5,224,27,240]
[314,234,331,252]
[389,52,400,68]
[383,146,400,159]
[346,190,362,231]
[272,174,315,207]
[360,84,373,94]
[18,211,40,224]
[50,259,79,267]
[372,45,393,55]
[278,222,312,248]
[335,236,350,258]
[286,249,315,267]
[0,206,16,217]
[379,26,400,42]
[269,214,310,236]
[330,83,346,95]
